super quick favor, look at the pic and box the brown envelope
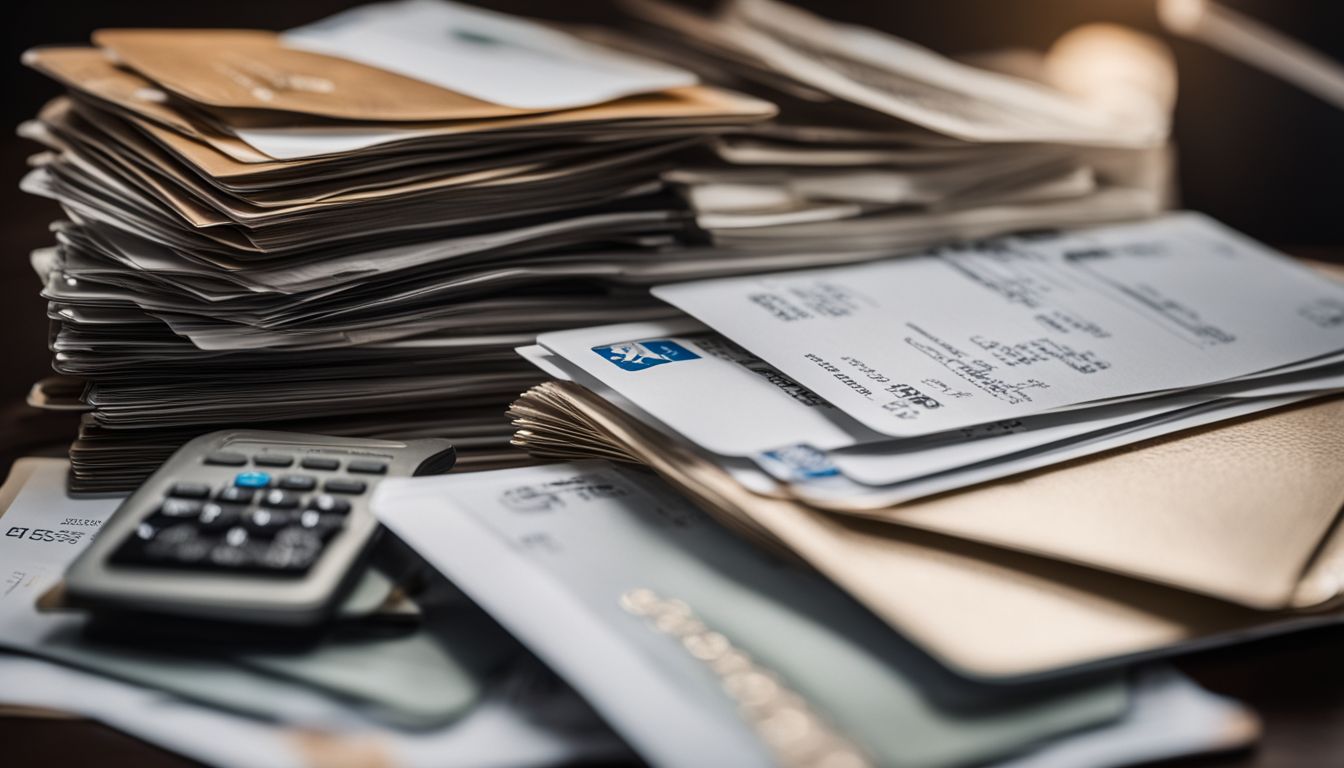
[24,46,773,179]
[22,46,274,163]
[509,381,1344,680]
[823,397,1344,611]
[93,29,533,121]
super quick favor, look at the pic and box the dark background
[2,3,1344,766]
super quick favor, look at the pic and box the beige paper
[510,381,1344,679]
[94,28,533,121]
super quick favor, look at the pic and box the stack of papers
[617,0,1173,255]
[16,0,1191,492]
[507,214,1344,683]
[18,0,774,491]
[522,213,1344,508]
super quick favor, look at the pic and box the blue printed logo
[760,444,841,481]
[592,339,701,371]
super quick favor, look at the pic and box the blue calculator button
[234,471,272,489]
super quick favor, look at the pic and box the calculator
[63,430,456,626]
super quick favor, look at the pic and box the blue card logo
[760,444,841,481]
[592,339,700,371]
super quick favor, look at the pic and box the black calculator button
[346,460,388,475]
[323,478,366,495]
[278,475,317,491]
[217,486,255,504]
[245,508,293,537]
[298,509,345,540]
[204,451,247,467]
[253,454,295,468]
[307,494,352,515]
[300,456,340,471]
[168,482,211,499]
[169,540,215,565]
[259,489,303,509]
[198,502,244,533]
[147,525,213,564]
[160,498,205,518]
[133,521,161,541]
[209,542,259,569]
[263,529,325,571]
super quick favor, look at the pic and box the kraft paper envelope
[24,47,772,178]
[509,382,1344,680]
[93,29,534,121]
[825,398,1344,611]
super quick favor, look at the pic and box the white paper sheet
[653,212,1344,437]
[283,0,694,110]
[373,461,1140,768]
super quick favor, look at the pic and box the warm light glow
[1157,0,1208,35]
[1045,24,1177,141]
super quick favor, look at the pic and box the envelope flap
[863,397,1344,609]
[93,28,524,121]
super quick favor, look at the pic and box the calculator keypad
[109,449,376,576]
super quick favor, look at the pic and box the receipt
[0,459,117,609]
[653,212,1344,437]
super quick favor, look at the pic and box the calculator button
[234,471,272,489]
[133,521,161,541]
[298,509,345,540]
[148,525,212,564]
[300,456,340,471]
[203,451,247,467]
[263,529,325,571]
[346,460,388,475]
[278,475,317,491]
[217,486,255,504]
[160,498,205,518]
[224,526,250,548]
[168,482,211,499]
[209,542,259,569]
[113,524,204,566]
[198,502,244,533]
[260,489,302,509]
[307,494,352,515]
[323,478,367,495]
[208,528,266,569]
[244,508,293,537]
[253,454,295,468]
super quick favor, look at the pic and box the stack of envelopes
[511,213,1344,681]
[18,0,777,492]
[17,0,1195,493]
[615,0,1174,254]
[518,214,1344,514]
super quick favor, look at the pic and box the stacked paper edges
[20,0,1173,492]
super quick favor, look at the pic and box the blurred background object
[1159,0,1344,111]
